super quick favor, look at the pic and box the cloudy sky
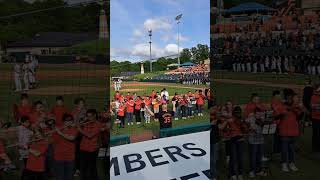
[110,0,210,62]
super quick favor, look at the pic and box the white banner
[110,131,210,180]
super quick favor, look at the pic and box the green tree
[179,48,192,63]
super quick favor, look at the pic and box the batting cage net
[0,1,109,179]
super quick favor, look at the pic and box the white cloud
[133,29,144,37]
[175,34,189,42]
[143,18,172,31]
[164,44,182,55]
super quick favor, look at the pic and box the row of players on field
[0,94,109,180]
[210,85,320,180]
[14,55,39,92]
[110,88,211,128]
[231,55,320,74]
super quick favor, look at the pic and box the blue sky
[110,0,210,62]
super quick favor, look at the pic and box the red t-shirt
[278,105,301,137]
[117,106,125,117]
[0,141,5,155]
[114,93,121,100]
[311,95,320,120]
[126,101,134,113]
[135,100,142,110]
[196,94,205,105]
[244,102,265,118]
[17,103,32,119]
[51,105,69,127]
[80,121,103,152]
[26,140,48,172]
[29,112,42,125]
[52,127,78,161]
[125,95,131,102]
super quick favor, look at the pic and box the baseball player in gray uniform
[22,58,30,91]
[14,62,22,92]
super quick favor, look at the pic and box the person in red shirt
[126,98,134,126]
[15,93,32,123]
[179,95,188,119]
[29,101,47,127]
[196,90,206,116]
[125,92,131,102]
[117,103,125,128]
[52,113,78,180]
[277,92,302,172]
[150,90,157,99]
[311,85,320,152]
[244,93,266,118]
[114,91,121,101]
[22,129,49,180]
[70,97,86,177]
[134,97,142,124]
[220,106,245,180]
[77,109,105,180]
[50,96,69,127]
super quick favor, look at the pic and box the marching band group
[211,83,320,180]
[111,88,210,128]
[0,94,109,180]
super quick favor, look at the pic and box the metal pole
[149,30,152,72]
[177,20,180,67]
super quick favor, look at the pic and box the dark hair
[21,93,29,100]
[254,107,263,113]
[20,116,30,123]
[62,113,74,122]
[272,90,280,96]
[86,109,98,119]
[34,100,43,106]
[74,97,85,105]
[251,93,258,99]
[56,96,64,101]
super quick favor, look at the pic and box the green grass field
[110,82,210,137]
[213,71,320,180]
[0,63,108,179]
[213,70,320,85]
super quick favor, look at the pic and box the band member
[18,116,33,166]
[196,90,205,116]
[134,97,142,124]
[52,113,78,180]
[311,85,320,152]
[22,129,49,180]
[50,96,69,127]
[278,93,302,172]
[77,109,106,180]
[29,101,47,127]
[15,93,32,123]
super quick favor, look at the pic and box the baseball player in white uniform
[14,63,22,92]
[28,55,38,89]
[22,60,29,91]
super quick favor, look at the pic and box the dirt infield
[122,82,207,90]
[118,88,143,92]
[27,86,106,95]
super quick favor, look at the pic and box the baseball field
[0,62,108,179]
[110,81,210,142]
[213,70,320,180]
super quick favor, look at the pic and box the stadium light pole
[175,14,182,67]
[148,29,152,72]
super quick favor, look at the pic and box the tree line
[0,0,106,49]
[111,44,209,76]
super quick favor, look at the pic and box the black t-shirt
[157,110,173,129]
